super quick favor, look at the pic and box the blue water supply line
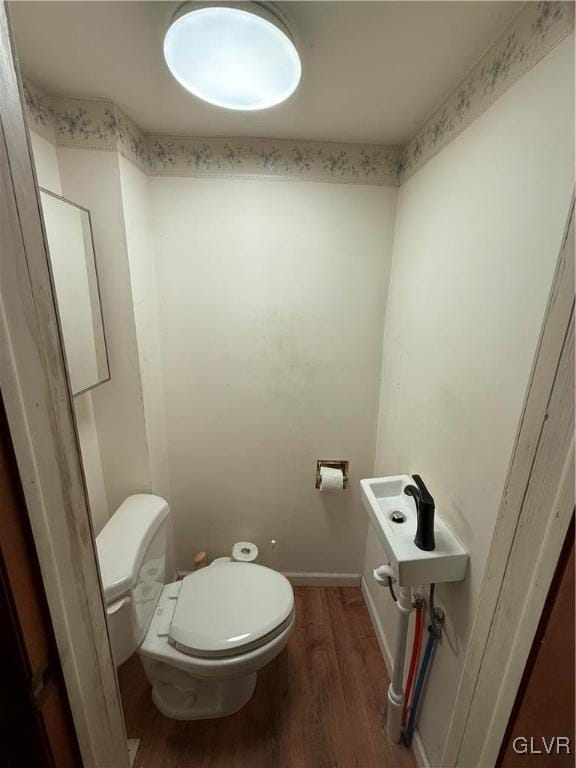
[403,626,437,746]
[403,584,441,747]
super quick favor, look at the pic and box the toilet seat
[139,571,295,683]
[169,562,294,658]
[138,564,295,717]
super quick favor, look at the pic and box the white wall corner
[118,156,171,502]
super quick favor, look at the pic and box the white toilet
[96,494,295,720]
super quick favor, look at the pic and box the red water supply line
[402,605,423,727]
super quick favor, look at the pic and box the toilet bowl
[96,495,294,720]
[139,561,294,719]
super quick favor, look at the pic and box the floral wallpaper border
[146,135,401,184]
[399,1,575,182]
[23,81,150,174]
[23,81,401,186]
[23,1,574,187]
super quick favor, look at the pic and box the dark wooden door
[0,394,80,767]
[498,517,575,767]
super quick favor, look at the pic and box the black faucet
[404,474,436,551]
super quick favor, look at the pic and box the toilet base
[150,672,257,720]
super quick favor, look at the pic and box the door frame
[0,3,129,766]
[0,0,573,763]
[496,516,575,766]
[442,201,575,766]
[0,392,81,767]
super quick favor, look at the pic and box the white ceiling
[10,1,522,144]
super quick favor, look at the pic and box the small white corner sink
[361,474,468,587]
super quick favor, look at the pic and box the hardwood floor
[118,586,416,768]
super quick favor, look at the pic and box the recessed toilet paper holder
[315,460,349,490]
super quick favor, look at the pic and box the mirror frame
[39,187,111,396]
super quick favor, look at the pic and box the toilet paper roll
[232,541,259,562]
[319,466,344,491]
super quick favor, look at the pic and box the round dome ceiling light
[163,2,302,111]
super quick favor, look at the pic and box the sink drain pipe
[373,565,412,743]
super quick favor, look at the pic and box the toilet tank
[96,494,174,666]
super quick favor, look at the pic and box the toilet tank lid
[96,494,169,604]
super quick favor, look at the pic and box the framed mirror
[39,189,110,396]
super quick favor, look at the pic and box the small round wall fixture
[163,2,301,111]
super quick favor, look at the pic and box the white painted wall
[30,131,61,193]
[119,156,170,500]
[363,38,574,766]
[30,131,109,534]
[57,149,151,516]
[151,177,397,572]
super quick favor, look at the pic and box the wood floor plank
[118,586,417,768]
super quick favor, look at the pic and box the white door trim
[0,4,129,766]
[442,200,575,767]
[466,368,574,766]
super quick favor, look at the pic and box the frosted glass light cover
[163,5,301,111]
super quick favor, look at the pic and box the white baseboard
[412,731,431,768]
[361,577,431,768]
[177,568,361,587]
[283,571,361,586]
